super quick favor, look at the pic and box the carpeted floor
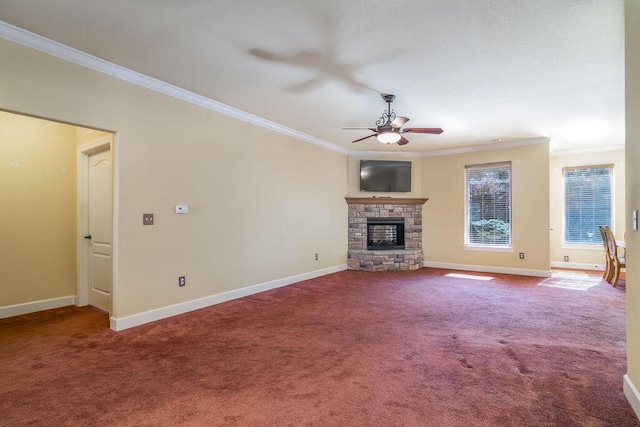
[0,268,637,426]
[539,270,604,291]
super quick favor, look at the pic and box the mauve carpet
[0,268,637,426]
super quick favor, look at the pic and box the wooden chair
[603,226,625,286]
[598,226,612,281]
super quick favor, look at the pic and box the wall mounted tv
[360,160,412,192]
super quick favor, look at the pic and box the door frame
[77,136,114,312]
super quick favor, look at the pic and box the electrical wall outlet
[315,253,319,261]
[519,253,525,259]
[143,213,154,225]
[178,276,186,287]
[564,256,569,262]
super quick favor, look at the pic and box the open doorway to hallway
[0,110,113,318]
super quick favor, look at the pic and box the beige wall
[625,0,640,407]
[117,121,347,317]
[550,150,625,268]
[75,127,111,146]
[347,155,422,197]
[421,143,550,274]
[0,111,77,306]
[0,38,348,319]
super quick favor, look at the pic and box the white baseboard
[422,261,551,278]
[110,264,348,331]
[624,374,640,421]
[0,295,77,319]
[550,261,605,271]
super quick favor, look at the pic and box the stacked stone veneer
[346,198,427,271]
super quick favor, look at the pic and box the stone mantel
[345,197,429,205]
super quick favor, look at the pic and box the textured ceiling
[0,0,625,154]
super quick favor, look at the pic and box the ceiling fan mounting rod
[376,93,397,127]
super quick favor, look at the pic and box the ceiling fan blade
[352,134,376,143]
[391,116,409,128]
[403,127,444,134]
[342,127,377,131]
[397,136,410,146]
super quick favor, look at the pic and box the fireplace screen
[367,218,405,250]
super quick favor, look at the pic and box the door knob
[84,234,92,240]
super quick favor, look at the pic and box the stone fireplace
[346,197,428,271]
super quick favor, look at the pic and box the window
[465,162,512,247]
[563,165,612,245]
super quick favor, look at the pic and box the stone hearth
[346,197,428,271]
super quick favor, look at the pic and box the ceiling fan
[343,94,443,145]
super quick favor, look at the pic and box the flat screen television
[360,160,411,192]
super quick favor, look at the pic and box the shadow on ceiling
[248,47,379,94]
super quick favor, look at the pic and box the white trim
[109,264,348,331]
[551,144,625,157]
[0,21,349,155]
[420,137,550,157]
[339,136,555,157]
[550,261,605,271]
[78,136,112,154]
[0,296,77,319]
[423,261,551,278]
[348,150,423,158]
[111,133,120,322]
[77,147,89,307]
[624,374,640,422]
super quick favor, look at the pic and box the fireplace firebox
[367,218,405,250]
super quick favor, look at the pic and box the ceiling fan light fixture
[344,94,444,145]
[377,131,401,144]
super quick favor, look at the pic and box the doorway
[0,111,114,319]
[77,136,113,314]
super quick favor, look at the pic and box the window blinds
[465,162,512,245]
[563,165,612,244]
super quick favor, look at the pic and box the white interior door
[86,146,112,312]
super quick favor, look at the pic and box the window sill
[464,244,513,253]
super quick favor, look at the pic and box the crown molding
[339,136,552,158]
[550,144,625,157]
[4,21,606,160]
[347,150,423,158]
[0,21,350,155]
[420,137,550,157]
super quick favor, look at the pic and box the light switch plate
[143,213,154,225]
[176,205,188,214]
